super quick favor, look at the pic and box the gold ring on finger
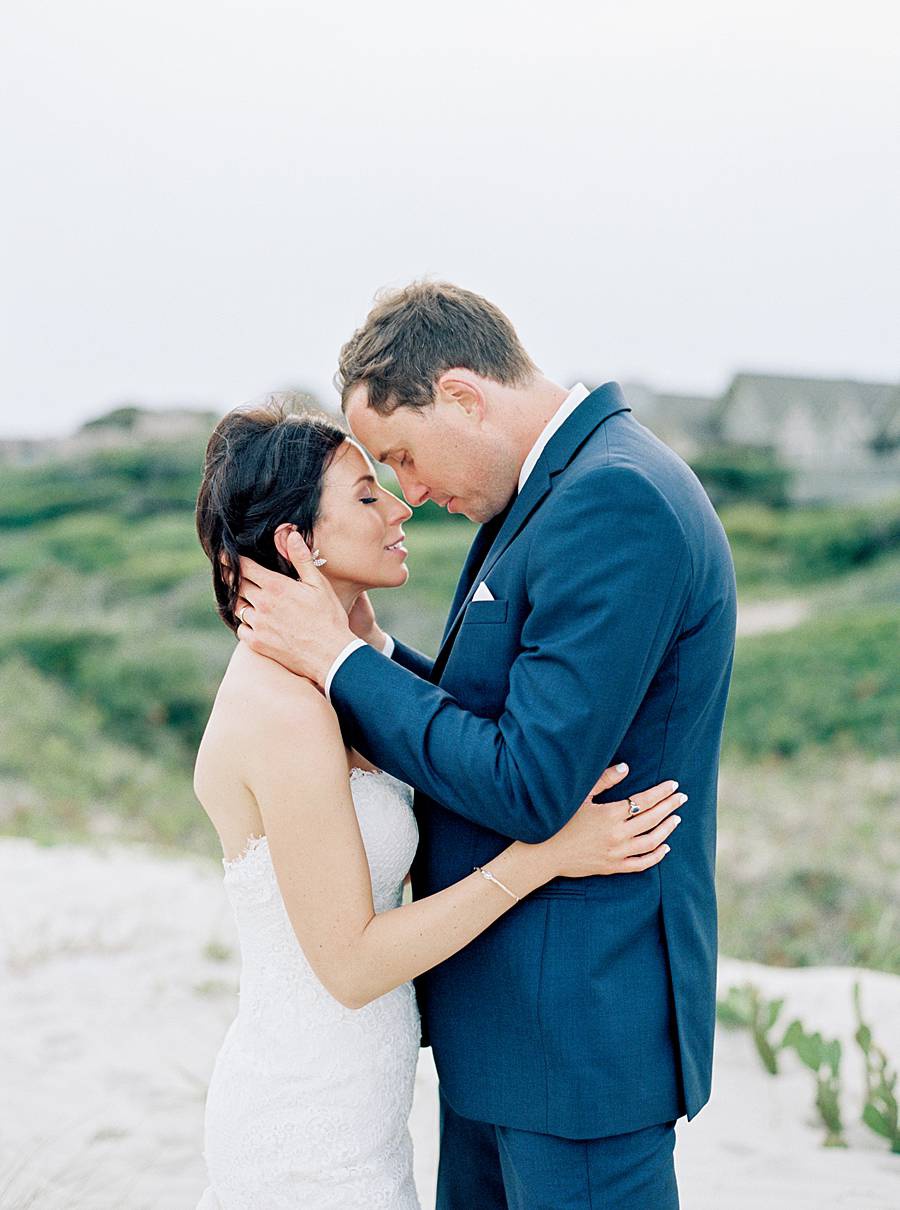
[239,605,250,625]
[627,797,641,816]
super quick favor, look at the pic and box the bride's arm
[244,683,683,1011]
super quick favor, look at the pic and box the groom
[235,281,737,1208]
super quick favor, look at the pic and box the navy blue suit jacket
[330,383,737,1139]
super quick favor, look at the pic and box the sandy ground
[1,837,897,1209]
[735,598,810,637]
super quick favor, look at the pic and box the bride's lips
[384,533,408,558]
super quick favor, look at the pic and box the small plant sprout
[715,983,785,1075]
[780,1019,846,1148]
[853,981,900,1153]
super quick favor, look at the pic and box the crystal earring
[312,548,327,567]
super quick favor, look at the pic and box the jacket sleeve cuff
[324,639,368,701]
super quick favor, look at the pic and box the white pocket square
[472,581,495,602]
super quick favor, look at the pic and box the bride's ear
[273,524,296,563]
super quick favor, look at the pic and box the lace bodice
[224,766,417,910]
[198,768,422,1209]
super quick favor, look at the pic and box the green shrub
[73,630,229,754]
[0,468,130,527]
[724,608,898,757]
[723,499,900,589]
[0,440,208,529]
[80,405,146,431]
[28,513,130,571]
[0,624,110,682]
[0,657,207,848]
[107,549,207,597]
[691,446,792,509]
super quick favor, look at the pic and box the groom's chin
[465,505,495,524]
[449,498,478,523]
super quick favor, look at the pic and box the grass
[723,498,900,597]
[724,608,899,758]
[716,752,900,972]
[0,658,206,851]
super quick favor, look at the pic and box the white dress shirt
[324,384,590,699]
[517,383,589,492]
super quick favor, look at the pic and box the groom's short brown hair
[337,280,538,416]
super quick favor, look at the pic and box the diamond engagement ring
[627,798,641,816]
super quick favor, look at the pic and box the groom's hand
[234,533,355,688]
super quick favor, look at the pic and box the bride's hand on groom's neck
[347,592,386,650]
[233,535,355,688]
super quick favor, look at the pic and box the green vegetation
[724,608,898,758]
[782,1017,846,1147]
[715,983,786,1075]
[715,750,899,973]
[717,981,900,1152]
[854,982,900,1152]
[0,440,209,529]
[1,429,897,977]
[723,498,900,594]
[691,445,792,509]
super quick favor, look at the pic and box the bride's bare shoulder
[194,645,343,835]
[232,643,331,706]
[213,642,337,740]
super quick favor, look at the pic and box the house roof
[721,373,898,432]
[621,381,717,427]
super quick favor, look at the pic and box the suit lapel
[432,382,631,679]
[439,502,512,648]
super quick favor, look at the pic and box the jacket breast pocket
[448,599,514,714]
[462,599,509,625]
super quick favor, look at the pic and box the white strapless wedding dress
[197,768,421,1209]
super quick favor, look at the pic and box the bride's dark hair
[196,399,347,633]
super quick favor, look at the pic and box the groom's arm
[389,638,435,681]
[342,595,435,681]
[329,467,692,844]
[330,633,435,685]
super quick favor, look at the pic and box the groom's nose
[397,471,431,508]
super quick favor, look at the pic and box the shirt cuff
[324,639,367,701]
[381,633,395,660]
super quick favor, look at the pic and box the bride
[192,401,685,1209]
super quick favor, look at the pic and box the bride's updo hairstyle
[196,399,347,633]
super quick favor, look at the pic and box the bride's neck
[332,582,363,616]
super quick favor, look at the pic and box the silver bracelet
[473,865,520,904]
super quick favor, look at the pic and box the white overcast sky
[1,0,897,437]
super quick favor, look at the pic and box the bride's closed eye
[360,496,378,505]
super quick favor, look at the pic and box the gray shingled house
[624,372,900,504]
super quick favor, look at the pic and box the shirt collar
[517,383,590,493]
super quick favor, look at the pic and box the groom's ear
[436,371,486,423]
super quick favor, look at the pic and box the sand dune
[1,837,897,1208]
